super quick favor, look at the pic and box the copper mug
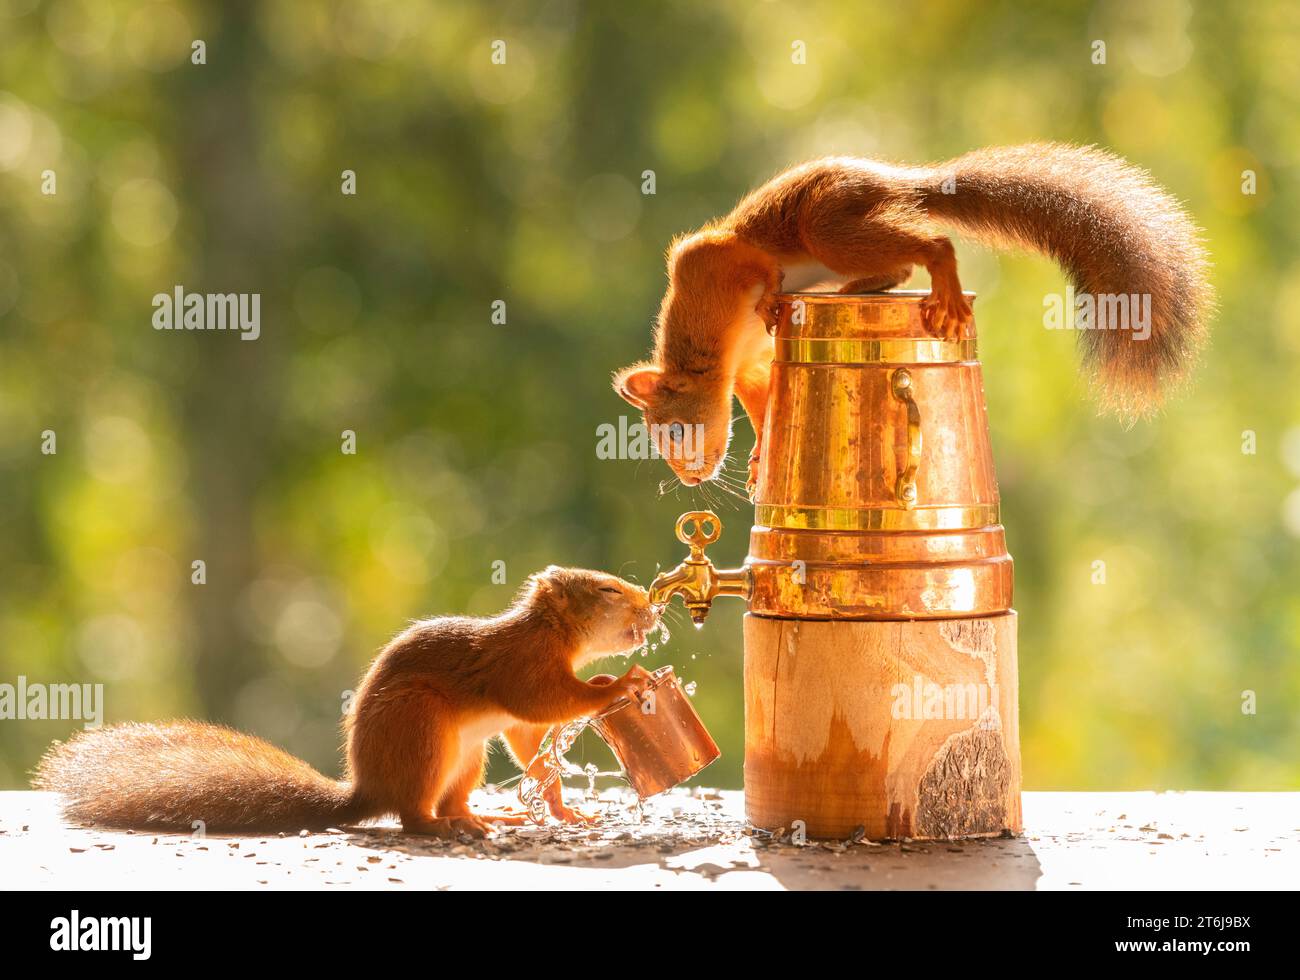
[588,666,720,798]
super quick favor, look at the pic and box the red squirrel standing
[613,144,1212,486]
[35,567,659,838]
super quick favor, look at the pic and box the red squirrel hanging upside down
[613,143,1213,487]
[35,567,660,838]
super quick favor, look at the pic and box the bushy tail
[922,143,1213,419]
[34,721,373,832]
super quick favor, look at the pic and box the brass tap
[648,511,752,625]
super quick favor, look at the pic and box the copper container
[748,290,1012,620]
[645,291,1021,840]
[589,667,720,798]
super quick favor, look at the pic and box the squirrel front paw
[756,292,780,334]
[747,446,761,498]
[616,663,655,704]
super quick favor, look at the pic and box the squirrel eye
[667,422,685,443]
[599,586,621,595]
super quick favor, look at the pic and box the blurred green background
[1,0,1297,793]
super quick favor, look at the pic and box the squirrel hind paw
[402,815,491,839]
[920,289,971,341]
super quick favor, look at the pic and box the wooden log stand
[743,612,1022,840]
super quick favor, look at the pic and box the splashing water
[636,613,671,658]
[517,611,687,825]
[655,616,671,646]
[517,717,627,823]
[516,719,587,823]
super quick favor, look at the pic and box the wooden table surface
[2,789,1295,891]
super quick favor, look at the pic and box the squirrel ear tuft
[522,568,556,601]
[531,565,570,597]
[613,364,661,409]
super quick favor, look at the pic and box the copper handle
[891,368,922,508]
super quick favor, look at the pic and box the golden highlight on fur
[34,567,659,836]
[35,720,362,831]
[614,143,1213,485]
[926,143,1212,417]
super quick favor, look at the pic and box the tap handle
[674,510,722,558]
